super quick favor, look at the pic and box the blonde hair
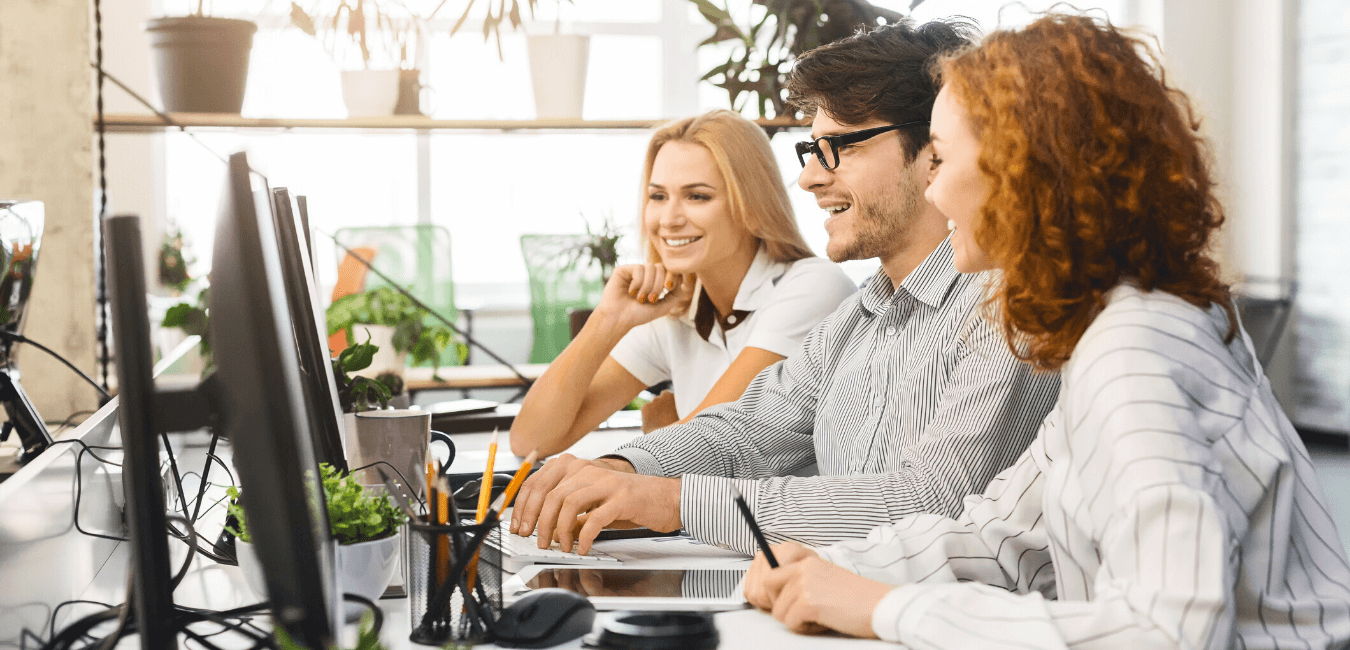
[640,110,814,264]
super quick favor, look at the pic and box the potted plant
[325,285,466,379]
[160,286,212,375]
[560,215,623,336]
[228,462,407,619]
[331,336,397,414]
[144,2,257,113]
[290,0,425,117]
[691,0,909,118]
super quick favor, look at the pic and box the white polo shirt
[609,248,857,418]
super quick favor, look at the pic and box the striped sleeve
[679,312,1057,554]
[814,432,1056,599]
[824,309,1253,649]
[609,317,829,481]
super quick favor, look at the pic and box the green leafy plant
[161,286,212,372]
[326,286,467,373]
[561,215,623,283]
[158,226,193,294]
[331,335,393,413]
[227,462,407,545]
[276,611,385,650]
[692,0,911,117]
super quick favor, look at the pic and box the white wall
[0,0,98,424]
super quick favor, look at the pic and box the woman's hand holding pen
[592,263,697,332]
[743,541,891,639]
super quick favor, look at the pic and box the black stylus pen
[729,484,778,568]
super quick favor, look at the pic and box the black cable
[47,410,99,435]
[89,63,232,167]
[343,592,384,634]
[350,458,428,509]
[325,232,534,387]
[37,439,128,542]
[166,514,199,590]
[0,332,111,400]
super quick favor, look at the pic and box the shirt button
[885,326,897,336]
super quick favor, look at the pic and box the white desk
[4,418,887,649]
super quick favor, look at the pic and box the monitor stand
[0,368,53,468]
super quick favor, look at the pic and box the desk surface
[8,419,878,648]
[403,363,549,391]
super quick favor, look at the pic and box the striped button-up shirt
[818,285,1350,649]
[611,239,1061,554]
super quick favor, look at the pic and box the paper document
[590,532,751,568]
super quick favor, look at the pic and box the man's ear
[912,142,936,185]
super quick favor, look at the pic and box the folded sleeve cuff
[870,584,933,644]
[606,447,666,477]
[679,474,760,556]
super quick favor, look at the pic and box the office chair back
[520,234,605,363]
[334,225,461,368]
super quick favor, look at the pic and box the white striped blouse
[612,239,1061,554]
[815,285,1350,649]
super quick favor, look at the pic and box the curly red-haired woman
[741,14,1350,648]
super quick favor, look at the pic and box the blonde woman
[511,110,856,458]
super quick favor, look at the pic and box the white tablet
[504,565,749,611]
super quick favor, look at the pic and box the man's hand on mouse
[508,453,681,555]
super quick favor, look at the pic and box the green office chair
[334,225,464,369]
[520,234,606,364]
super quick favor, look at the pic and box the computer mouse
[493,588,596,649]
[453,473,514,512]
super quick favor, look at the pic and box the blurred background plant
[561,214,623,283]
[158,224,193,295]
[692,0,916,118]
[288,0,572,68]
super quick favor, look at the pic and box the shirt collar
[685,246,788,339]
[858,237,961,315]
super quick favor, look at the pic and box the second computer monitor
[271,187,347,471]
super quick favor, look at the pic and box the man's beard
[827,171,923,263]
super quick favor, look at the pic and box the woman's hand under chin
[593,262,697,332]
[743,542,893,639]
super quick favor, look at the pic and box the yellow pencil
[475,429,498,524]
[490,449,539,513]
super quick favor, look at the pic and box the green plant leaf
[340,338,378,373]
[162,303,192,328]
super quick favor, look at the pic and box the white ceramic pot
[236,532,401,620]
[526,34,590,119]
[350,324,407,378]
[340,69,401,118]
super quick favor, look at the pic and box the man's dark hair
[787,18,977,162]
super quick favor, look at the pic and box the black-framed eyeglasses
[794,121,930,171]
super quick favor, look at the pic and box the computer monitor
[104,213,175,650]
[101,152,340,649]
[271,187,347,471]
[212,154,340,645]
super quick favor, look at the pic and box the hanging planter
[144,16,257,114]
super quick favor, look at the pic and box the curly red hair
[937,14,1234,372]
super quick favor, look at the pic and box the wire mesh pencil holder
[406,515,503,645]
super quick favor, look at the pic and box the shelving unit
[98,113,808,133]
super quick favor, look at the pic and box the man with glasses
[510,19,1061,555]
